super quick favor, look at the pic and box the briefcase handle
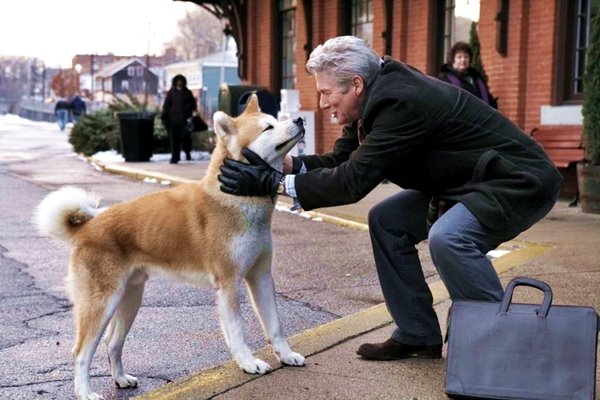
[499,277,552,317]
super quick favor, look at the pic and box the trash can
[117,111,155,162]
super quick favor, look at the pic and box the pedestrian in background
[218,35,561,362]
[70,95,87,124]
[439,41,497,109]
[161,74,197,164]
[54,98,70,131]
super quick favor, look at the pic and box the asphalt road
[0,121,438,399]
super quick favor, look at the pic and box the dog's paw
[114,374,138,389]
[280,351,305,367]
[240,358,272,374]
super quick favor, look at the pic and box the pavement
[90,155,600,400]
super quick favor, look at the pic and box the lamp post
[90,54,95,102]
[75,63,82,96]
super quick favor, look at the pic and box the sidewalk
[92,156,600,400]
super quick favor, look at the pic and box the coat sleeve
[298,122,360,170]
[161,91,171,122]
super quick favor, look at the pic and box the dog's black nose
[293,117,304,127]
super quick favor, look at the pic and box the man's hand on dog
[219,148,284,197]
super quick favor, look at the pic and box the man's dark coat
[295,57,562,230]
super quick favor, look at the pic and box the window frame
[351,0,374,46]
[279,0,297,90]
[555,0,598,104]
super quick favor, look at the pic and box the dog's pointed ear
[212,111,234,139]
[244,93,260,114]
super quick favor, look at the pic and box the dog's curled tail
[34,186,101,243]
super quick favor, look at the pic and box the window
[121,80,129,92]
[127,66,135,77]
[136,66,144,77]
[280,0,297,89]
[557,0,600,103]
[351,0,373,46]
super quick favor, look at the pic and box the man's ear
[212,111,234,139]
[352,76,365,96]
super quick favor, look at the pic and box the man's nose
[293,117,304,127]
[319,97,329,109]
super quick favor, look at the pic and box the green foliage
[582,12,600,165]
[469,21,489,83]
[68,110,119,156]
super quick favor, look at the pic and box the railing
[17,98,55,122]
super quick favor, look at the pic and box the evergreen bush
[469,21,489,83]
[68,110,119,156]
[582,11,600,165]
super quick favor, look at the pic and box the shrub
[582,11,600,165]
[68,110,119,156]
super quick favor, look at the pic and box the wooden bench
[530,125,584,205]
[529,125,584,168]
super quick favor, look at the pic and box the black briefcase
[445,277,599,400]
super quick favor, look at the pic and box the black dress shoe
[357,338,442,360]
[169,159,178,164]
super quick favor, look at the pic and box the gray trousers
[368,189,558,346]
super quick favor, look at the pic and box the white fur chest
[230,202,274,274]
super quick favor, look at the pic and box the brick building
[188,0,596,193]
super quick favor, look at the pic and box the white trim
[540,105,583,125]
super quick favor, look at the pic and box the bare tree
[164,7,223,61]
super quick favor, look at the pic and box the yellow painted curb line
[134,240,553,400]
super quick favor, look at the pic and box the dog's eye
[262,124,274,133]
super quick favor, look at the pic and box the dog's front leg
[245,263,305,367]
[216,283,271,374]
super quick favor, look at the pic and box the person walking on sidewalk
[218,36,562,361]
[70,95,87,125]
[54,98,71,131]
[161,74,197,164]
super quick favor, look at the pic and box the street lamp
[75,64,82,96]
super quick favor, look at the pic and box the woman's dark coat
[161,75,196,126]
[294,57,562,230]
[439,64,497,108]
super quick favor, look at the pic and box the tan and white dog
[34,94,306,400]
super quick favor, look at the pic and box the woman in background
[439,41,497,109]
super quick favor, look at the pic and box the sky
[0,0,199,68]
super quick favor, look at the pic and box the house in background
[164,38,241,124]
[72,49,177,104]
[95,58,159,107]
[181,0,596,198]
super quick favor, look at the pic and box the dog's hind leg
[245,254,305,367]
[104,270,148,389]
[216,279,272,374]
[71,270,126,400]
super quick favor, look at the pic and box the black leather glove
[218,148,284,197]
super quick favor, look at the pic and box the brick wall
[243,0,563,152]
[479,0,558,132]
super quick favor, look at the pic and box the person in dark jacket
[70,95,87,124]
[161,74,197,164]
[218,36,562,361]
[439,41,497,109]
[54,98,71,131]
